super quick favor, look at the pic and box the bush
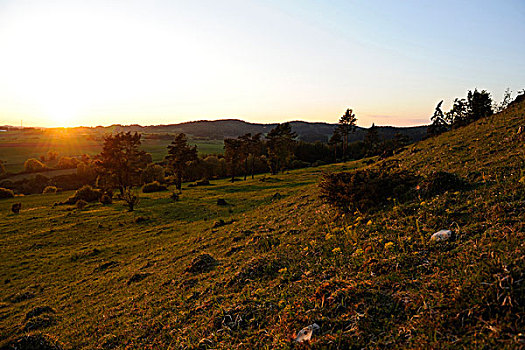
[57,156,80,169]
[76,200,88,210]
[11,203,21,214]
[23,158,47,173]
[64,185,101,204]
[122,189,140,211]
[142,181,168,193]
[141,164,165,184]
[290,159,310,169]
[42,186,58,194]
[418,171,469,197]
[320,168,420,212]
[100,194,112,205]
[76,161,97,182]
[0,187,14,199]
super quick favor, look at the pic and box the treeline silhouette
[0,111,415,196]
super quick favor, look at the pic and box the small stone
[295,323,320,342]
[430,229,452,242]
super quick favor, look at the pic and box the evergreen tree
[337,109,357,161]
[239,133,263,180]
[445,98,468,127]
[165,133,198,191]
[466,89,493,123]
[266,123,297,174]
[328,129,342,162]
[224,138,243,182]
[427,100,449,136]
[97,132,150,194]
[364,123,380,156]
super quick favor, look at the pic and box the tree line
[0,108,416,196]
[427,88,521,136]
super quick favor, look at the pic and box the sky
[0,0,523,128]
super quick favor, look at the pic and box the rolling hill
[103,119,429,143]
[0,98,523,349]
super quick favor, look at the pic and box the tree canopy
[165,133,198,191]
[97,132,151,193]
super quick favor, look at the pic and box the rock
[430,229,452,242]
[185,254,218,274]
[295,323,320,342]
[217,198,228,206]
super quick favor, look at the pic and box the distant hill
[104,119,429,143]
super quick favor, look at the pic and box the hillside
[0,100,524,349]
[101,119,428,143]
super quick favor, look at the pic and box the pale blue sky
[0,0,523,127]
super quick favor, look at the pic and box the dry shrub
[11,203,21,214]
[76,200,88,210]
[320,168,420,212]
[142,181,167,193]
[42,186,58,194]
[64,185,101,204]
[418,171,469,197]
[122,189,140,212]
[100,194,112,205]
[0,187,14,199]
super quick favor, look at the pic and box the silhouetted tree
[445,98,468,127]
[494,88,512,113]
[466,89,493,123]
[364,123,380,156]
[328,129,342,162]
[239,133,263,180]
[224,138,243,182]
[337,109,357,161]
[165,133,198,191]
[97,132,150,194]
[266,123,297,174]
[427,100,449,136]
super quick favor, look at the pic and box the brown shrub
[320,168,420,212]
[0,187,14,199]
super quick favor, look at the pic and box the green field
[0,129,224,173]
[0,100,524,349]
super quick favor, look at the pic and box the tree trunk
[177,173,182,191]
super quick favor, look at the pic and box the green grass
[0,130,223,173]
[0,101,524,349]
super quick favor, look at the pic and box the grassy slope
[0,101,524,349]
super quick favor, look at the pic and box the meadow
[0,99,524,349]
[0,129,223,173]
